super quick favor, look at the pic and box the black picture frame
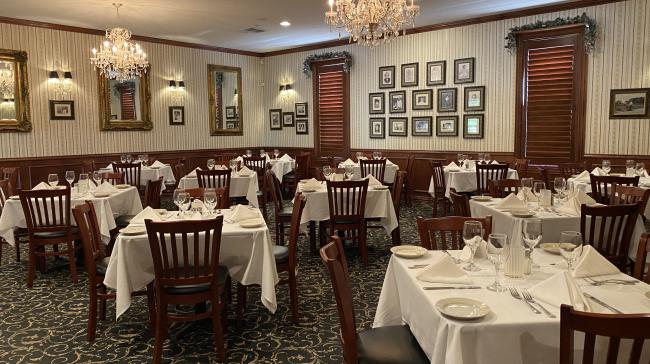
[389,91,406,114]
[168,106,185,125]
[295,102,308,118]
[412,89,433,110]
[389,117,408,136]
[463,114,484,139]
[269,109,282,130]
[454,57,475,84]
[426,60,446,86]
[436,116,459,136]
[49,100,75,120]
[369,118,385,139]
[609,88,650,119]
[225,106,237,119]
[379,66,396,89]
[437,88,457,112]
[369,93,385,114]
[296,119,309,134]
[282,112,295,127]
[464,86,485,112]
[412,116,432,136]
[401,63,419,87]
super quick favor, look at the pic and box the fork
[584,277,638,286]
[521,289,556,318]
[509,287,541,314]
[408,264,429,269]
[442,250,461,264]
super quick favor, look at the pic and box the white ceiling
[0,0,578,53]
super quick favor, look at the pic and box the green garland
[505,13,597,53]
[303,51,352,78]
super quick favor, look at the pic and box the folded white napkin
[32,182,53,190]
[187,167,201,177]
[342,158,356,166]
[215,165,227,170]
[236,156,243,162]
[238,166,253,176]
[130,206,163,224]
[591,167,606,176]
[302,178,323,190]
[572,246,620,278]
[95,182,119,195]
[150,160,165,168]
[529,271,591,311]
[416,254,473,285]
[490,160,499,165]
[229,205,259,222]
[445,161,460,171]
[460,239,489,260]
[331,174,344,181]
[495,193,527,210]
[385,159,394,165]
[279,154,293,162]
[644,171,650,178]
[573,170,591,182]
[516,188,538,202]
[365,174,383,187]
[556,190,597,216]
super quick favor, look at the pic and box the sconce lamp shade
[285,84,293,91]
[63,71,73,79]
[178,81,185,89]
[49,70,59,80]
[169,80,177,88]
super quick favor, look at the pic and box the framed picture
[168,106,185,125]
[379,66,395,89]
[369,118,385,139]
[412,116,432,136]
[609,88,650,119]
[464,86,485,112]
[369,93,385,114]
[49,100,75,120]
[225,106,237,119]
[454,58,475,84]
[389,117,408,136]
[436,116,458,136]
[401,63,418,87]
[437,88,457,112]
[463,114,484,139]
[389,91,406,113]
[295,102,308,118]
[269,109,282,130]
[283,112,295,127]
[412,89,433,110]
[426,61,446,86]
[226,121,236,129]
[296,119,309,134]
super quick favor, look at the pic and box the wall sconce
[279,83,294,104]
[48,70,73,99]
[169,79,185,105]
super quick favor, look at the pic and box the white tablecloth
[101,165,176,188]
[237,156,295,183]
[0,187,143,245]
[568,177,650,219]
[469,199,647,261]
[428,168,519,198]
[338,161,400,184]
[297,183,398,235]
[103,208,279,319]
[177,172,259,207]
[374,250,650,363]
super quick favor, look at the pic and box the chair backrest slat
[101,172,124,185]
[429,160,446,192]
[488,179,522,198]
[144,177,164,208]
[112,162,142,187]
[590,175,640,204]
[476,164,509,195]
[449,188,470,217]
[417,216,492,250]
[326,179,369,222]
[633,233,650,283]
[611,185,650,215]
[514,158,529,178]
[391,171,406,216]
[360,159,386,182]
[288,194,307,269]
[197,169,232,193]
[72,202,106,279]
[559,162,587,179]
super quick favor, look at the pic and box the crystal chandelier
[0,61,14,98]
[90,3,149,81]
[325,0,420,47]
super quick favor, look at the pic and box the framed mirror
[0,49,31,132]
[98,71,152,131]
[208,65,243,136]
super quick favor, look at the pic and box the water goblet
[457,153,464,165]
[260,149,266,158]
[522,219,542,272]
[376,151,382,159]
[229,159,238,172]
[636,162,646,177]
[521,177,534,203]
[344,165,354,180]
[559,231,583,272]
[356,151,364,162]
[323,166,333,180]
[138,154,145,163]
[486,233,508,292]
[626,160,636,176]
[601,160,611,175]
[173,189,185,217]
[179,193,191,218]
[532,181,545,210]
[120,154,127,164]
[204,189,217,217]
[462,220,483,272]
[274,149,280,159]
[245,149,252,157]
[92,171,102,186]
[48,174,59,188]
[478,153,485,164]
[207,159,216,170]
[484,153,491,163]
[65,170,75,187]
[553,177,567,201]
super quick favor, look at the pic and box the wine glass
[78,173,89,193]
[457,153,463,165]
[92,171,102,186]
[204,189,217,217]
[636,162,646,177]
[484,153,491,163]
[478,153,485,164]
[554,177,567,200]
[323,166,333,180]
[274,149,280,159]
[179,192,191,217]
[142,154,149,167]
[229,159,238,172]
[601,160,611,175]
[376,151,382,159]
[532,181,546,209]
[126,155,132,163]
[559,231,583,272]
[173,189,185,217]
[48,174,59,188]
[486,233,508,292]
[65,170,75,187]
[120,154,127,163]
[207,159,216,170]
[521,177,534,203]
[245,149,252,157]
[260,149,266,158]
[344,165,354,180]
[356,151,364,162]
[522,219,542,272]
[462,221,483,272]
[138,154,145,163]
[626,160,636,176]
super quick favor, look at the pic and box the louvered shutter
[313,60,349,157]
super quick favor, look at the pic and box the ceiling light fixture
[280,21,291,27]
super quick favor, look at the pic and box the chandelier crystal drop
[325,0,420,47]
[90,3,149,81]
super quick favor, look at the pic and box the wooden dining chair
[325,179,370,266]
[611,185,650,216]
[360,159,387,183]
[19,187,81,286]
[115,177,164,228]
[416,216,493,250]
[559,162,587,179]
[82,160,97,174]
[72,202,154,342]
[429,160,449,217]
[2,167,20,195]
[475,164,509,196]
[145,217,230,363]
[590,175,640,204]
[243,156,269,218]
[112,162,142,188]
[183,187,228,209]
[265,170,292,246]
[633,233,650,283]
[559,304,650,364]
[282,153,311,196]
[101,172,124,185]
[449,188,471,217]
[580,203,641,270]
[196,169,231,196]
[514,158,529,178]
[167,162,186,191]
[320,236,429,364]
[488,179,522,198]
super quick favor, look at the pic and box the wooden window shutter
[312,59,350,157]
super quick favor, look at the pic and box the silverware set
[423,286,481,290]
[584,277,638,286]
[510,287,556,318]
[408,264,428,269]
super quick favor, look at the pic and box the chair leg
[432,194,439,217]
[99,285,107,320]
[225,276,232,304]
[87,283,98,342]
[358,227,368,267]
[236,283,247,327]
[146,283,156,335]
[0,242,3,264]
[212,295,226,361]
[67,242,78,284]
[152,300,167,364]
[391,227,401,246]
[26,243,37,288]
[288,271,299,324]
[278,222,285,246]
[15,242,20,262]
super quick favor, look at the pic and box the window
[312,59,350,158]
[515,25,587,163]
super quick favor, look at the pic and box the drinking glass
[372,151,378,159]
[522,219,542,272]
[245,149,252,157]
[120,154,127,163]
[462,221,483,272]
[207,159,216,170]
[78,173,89,183]
[142,154,149,167]
[626,160,636,176]
[559,231,583,272]
[486,233,508,292]
[344,165,354,180]
[48,174,59,187]
[65,170,75,186]
[260,149,266,157]
[636,162,646,177]
[532,181,545,209]
[478,153,485,164]
[520,177,534,203]
[173,189,185,217]
[484,153,491,163]
[554,177,567,200]
[92,171,102,186]
[323,166,333,180]
[138,154,145,163]
[377,151,382,159]
[126,155,132,163]
[229,159,238,172]
[179,193,191,218]
[356,151,364,162]
[204,189,217,217]
[601,160,611,175]
[457,153,464,165]
[274,149,280,159]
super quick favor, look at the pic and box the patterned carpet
[0,199,432,364]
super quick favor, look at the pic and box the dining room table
[567,175,650,219]
[428,166,520,198]
[100,162,176,188]
[374,249,650,363]
[237,155,295,183]
[176,169,259,207]
[103,206,279,319]
[337,159,400,184]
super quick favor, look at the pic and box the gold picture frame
[98,71,152,131]
[0,49,31,132]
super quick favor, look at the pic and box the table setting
[428,157,519,198]
[99,154,176,187]
[236,149,295,183]
[177,164,259,206]
[337,154,399,184]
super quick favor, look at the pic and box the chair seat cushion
[115,215,134,228]
[273,245,289,264]
[95,257,111,276]
[164,265,229,295]
[357,325,429,364]
[34,226,79,239]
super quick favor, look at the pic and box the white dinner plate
[239,218,264,228]
[155,209,168,215]
[540,242,575,255]
[471,195,493,202]
[115,184,130,189]
[372,185,389,190]
[511,210,536,218]
[93,192,110,198]
[119,226,147,236]
[436,297,491,320]
[150,166,161,170]
[390,245,428,259]
[301,188,317,193]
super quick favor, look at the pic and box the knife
[584,293,623,314]
[423,286,481,290]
